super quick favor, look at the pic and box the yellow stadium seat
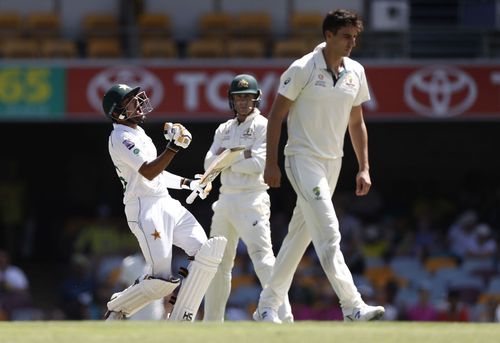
[86,37,122,58]
[198,12,232,39]
[227,38,266,58]
[230,12,271,40]
[290,12,324,39]
[1,38,38,58]
[140,38,177,58]
[25,12,61,39]
[0,11,22,38]
[83,13,119,39]
[40,38,78,58]
[186,38,225,58]
[272,38,309,58]
[138,13,170,39]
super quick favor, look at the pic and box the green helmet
[102,84,141,120]
[228,74,261,111]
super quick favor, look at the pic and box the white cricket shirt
[108,123,173,204]
[204,109,268,194]
[279,42,370,159]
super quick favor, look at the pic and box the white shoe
[280,314,294,323]
[253,307,282,324]
[343,305,385,322]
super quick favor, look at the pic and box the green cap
[228,74,260,95]
[102,84,140,119]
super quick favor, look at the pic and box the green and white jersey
[204,109,268,194]
[279,42,370,160]
[108,123,171,204]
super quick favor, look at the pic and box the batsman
[203,74,293,322]
[102,83,226,321]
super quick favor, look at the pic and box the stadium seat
[0,38,38,58]
[230,12,271,41]
[86,37,122,58]
[186,38,225,58]
[424,256,458,274]
[25,12,61,39]
[40,38,78,58]
[138,13,170,39]
[0,11,22,38]
[82,13,119,39]
[485,276,500,295]
[461,257,495,274]
[198,12,232,39]
[226,38,266,58]
[289,12,323,40]
[363,265,395,288]
[140,38,177,58]
[272,38,309,58]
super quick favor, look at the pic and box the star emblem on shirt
[151,229,161,240]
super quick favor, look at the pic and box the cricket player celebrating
[253,10,385,323]
[203,74,293,322]
[102,83,227,321]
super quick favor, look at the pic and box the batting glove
[181,174,212,199]
[164,122,192,149]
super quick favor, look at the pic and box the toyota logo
[404,66,477,118]
[88,66,164,113]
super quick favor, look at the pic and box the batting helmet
[228,74,261,112]
[102,84,142,121]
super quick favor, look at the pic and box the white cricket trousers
[204,191,292,321]
[125,196,207,280]
[258,154,363,312]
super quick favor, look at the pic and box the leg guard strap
[107,275,180,317]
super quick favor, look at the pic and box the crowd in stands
[1,0,499,322]
[0,0,499,59]
[2,188,499,322]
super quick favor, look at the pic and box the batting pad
[107,275,180,317]
[169,236,227,321]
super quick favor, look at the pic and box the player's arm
[204,126,225,170]
[264,94,293,187]
[139,149,177,181]
[231,125,266,174]
[139,122,192,181]
[348,105,371,196]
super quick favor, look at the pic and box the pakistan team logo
[313,186,322,200]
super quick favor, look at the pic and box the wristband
[166,140,179,153]
[180,178,193,189]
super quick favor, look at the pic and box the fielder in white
[203,74,293,322]
[253,10,385,323]
[102,83,226,321]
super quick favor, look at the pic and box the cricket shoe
[253,307,282,324]
[343,304,385,322]
[104,310,125,321]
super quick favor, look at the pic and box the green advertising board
[0,67,65,120]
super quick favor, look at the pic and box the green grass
[1,321,499,343]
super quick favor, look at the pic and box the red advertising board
[66,62,500,121]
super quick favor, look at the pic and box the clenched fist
[164,122,192,149]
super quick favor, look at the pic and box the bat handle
[186,190,198,204]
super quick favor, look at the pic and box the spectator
[447,210,478,260]
[58,254,96,319]
[0,249,32,320]
[464,223,497,259]
[406,282,438,321]
[437,289,469,322]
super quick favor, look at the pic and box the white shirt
[204,109,268,194]
[279,42,370,159]
[108,123,180,204]
[0,265,29,290]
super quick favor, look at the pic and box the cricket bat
[186,146,245,204]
